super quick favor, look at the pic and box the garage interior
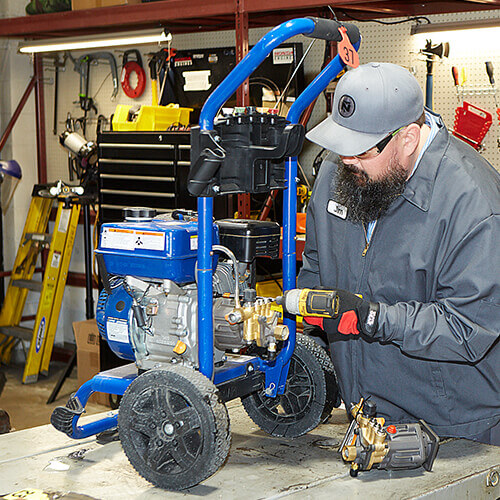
[0,1,499,498]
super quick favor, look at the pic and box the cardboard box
[73,319,109,406]
[72,0,141,10]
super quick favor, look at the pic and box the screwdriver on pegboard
[485,61,500,148]
[451,66,461,104]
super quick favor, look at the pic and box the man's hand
[304,289,380,336]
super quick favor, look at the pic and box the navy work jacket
[298,112,500,438]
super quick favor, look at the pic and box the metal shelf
[0,0,498,40]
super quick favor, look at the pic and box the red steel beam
[34,54,47,184]
[0,76,36,154]
[235,0,251,219]
[1,1,499,39]
[0,0,238,38]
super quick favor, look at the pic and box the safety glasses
[351,125,406,160]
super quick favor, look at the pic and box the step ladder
[0,184,81,383]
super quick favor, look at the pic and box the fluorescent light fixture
[411,17,500,35]
[18,29,172,54]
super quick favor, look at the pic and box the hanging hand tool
[121,50,146,99]
[148,52,160,106]
[451,65,492,152]
[72,52,118,133]
[147,48,176,106]
[44,54,67,135]
[451,66,461,104]
[485,61,500,149]
[420,40,449,110]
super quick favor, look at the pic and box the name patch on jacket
[327,200,347,219]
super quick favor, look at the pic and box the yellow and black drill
[277,287,379,336]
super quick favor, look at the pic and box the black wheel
[118,366,231,490]
[304,335,342,422]
[108,393,122,410]
[241,333,336,438]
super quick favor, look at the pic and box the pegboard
[39,9,500,186]
[3,7,500,347]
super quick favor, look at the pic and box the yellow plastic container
[112,103,193,131]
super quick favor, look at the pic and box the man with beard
[299,62,500,444]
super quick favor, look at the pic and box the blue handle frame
[196,17,360,383]
[63,19,360,439]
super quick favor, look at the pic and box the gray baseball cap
[306,62,424,156]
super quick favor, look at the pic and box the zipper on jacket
[361,223,369,256]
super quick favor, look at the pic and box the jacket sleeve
[377,215,500,363]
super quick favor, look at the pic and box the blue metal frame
[64,18,359,438]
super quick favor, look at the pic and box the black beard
[333,155,408,225]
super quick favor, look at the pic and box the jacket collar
[401,110,449,212]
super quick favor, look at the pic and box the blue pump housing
[96,286,135,361]
[95,218,218,283]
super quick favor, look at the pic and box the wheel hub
[163,422,175,436]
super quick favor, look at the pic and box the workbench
[0,402,498,499]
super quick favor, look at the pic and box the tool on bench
[485,61,500,149]
[339,398,439,476]
[451,66,492,152]
[121,49,146,99]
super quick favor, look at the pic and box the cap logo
[338,95,355,118]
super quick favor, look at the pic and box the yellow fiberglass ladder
[0,182,82,383]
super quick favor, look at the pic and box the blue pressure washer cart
[51,17,361,490]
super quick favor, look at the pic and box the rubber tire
[118,366,231,490]
[241,333,334,438]
[304,335,342,422]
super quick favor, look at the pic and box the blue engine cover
[95,218,218,283]
[96,286,135,361]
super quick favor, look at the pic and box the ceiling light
[18,29,171,54]
[411,17,500,35]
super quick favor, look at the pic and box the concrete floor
[0,362,108,432]
[0,363,499,499]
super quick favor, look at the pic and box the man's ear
[401,123,421,156]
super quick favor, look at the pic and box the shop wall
[1,5,499,350]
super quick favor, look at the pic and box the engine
[95,208,286,370]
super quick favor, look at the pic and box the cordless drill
[277,288,339,318]
[277,287,379,336]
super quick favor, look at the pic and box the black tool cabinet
[97,131,196,223]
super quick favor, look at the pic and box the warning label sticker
[190,235,198,250]
[57,209,71,233]
[51,251,61,269]
[100,227,165,251]
[134,230,166,251]
[106,318,130,344]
